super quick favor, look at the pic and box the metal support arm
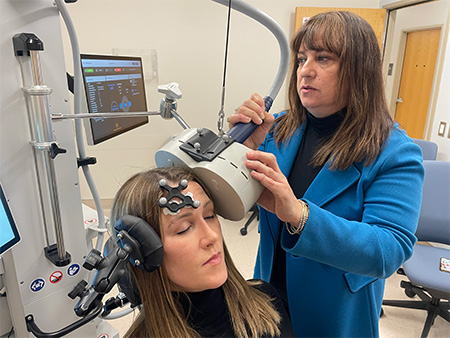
[25,304,102,338]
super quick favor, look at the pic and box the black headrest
[114,215,163,273]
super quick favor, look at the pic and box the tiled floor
[85,201,450,337]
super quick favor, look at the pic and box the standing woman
[229,11,424,337]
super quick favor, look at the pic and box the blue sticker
[67,263,80,277]
[30,278,45,292]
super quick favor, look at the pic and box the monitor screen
[0,183,21,256]
[80,54,149,145]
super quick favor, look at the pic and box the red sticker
[49,271,63,284]
[84,218,98,225]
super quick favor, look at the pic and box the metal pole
[25,48,68,263]
[51,110,191,130]
[18,56,51,246]
[30,51,44,86]
[43,152,66,258]
[51,111,161,120]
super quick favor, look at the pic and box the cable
[55,0,106,256]
[217,0,233,134]
[212,0,289,143]
[212,0,289,103]
[222,0,232,90]
[103,306,135,320]
[55,1,138,324]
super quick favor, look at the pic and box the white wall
[61,0,450,199]
[431,3,450,160]
[62,0,381,199]
[380,0,427,9]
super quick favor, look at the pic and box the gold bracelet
[286,200,310,236]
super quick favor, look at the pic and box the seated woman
[109,166,294,338]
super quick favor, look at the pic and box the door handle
[396,97,404,103]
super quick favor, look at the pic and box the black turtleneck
[178,287,233,337]
[175,280,295,337]
[270,108,347,307]
[289,108,347,197]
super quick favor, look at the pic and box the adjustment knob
[158,82,182,100]
[68,279,88,299]
[83,249,103,270]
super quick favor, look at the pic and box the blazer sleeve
[281,129,425,279]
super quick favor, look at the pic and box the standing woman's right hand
[228,93,275,150]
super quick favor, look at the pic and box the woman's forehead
[160,187,213,229]
[183,181,207,200]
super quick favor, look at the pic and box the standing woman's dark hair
[276,11,393,170]
[109,167,282,338]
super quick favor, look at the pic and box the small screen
[80,54,149,145]
[0,183,21,256]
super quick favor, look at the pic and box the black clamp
[49,143,67,159]
[12,33,43,56]
[77,157,97,168]
[44,244,71,267]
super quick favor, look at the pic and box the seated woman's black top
[175,280,295,337]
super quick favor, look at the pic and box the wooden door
[394,28,441,139]
[295,8,386,48]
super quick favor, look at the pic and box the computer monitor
[0,183,21,256]
[80,54,149,145]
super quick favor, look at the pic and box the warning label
[49,271,63,284]
[84,218,98,225]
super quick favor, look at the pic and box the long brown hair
[276,11,393,170]
[110,167,281,338]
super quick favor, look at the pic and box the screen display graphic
[0,183,21,256]
[81,54,149,145]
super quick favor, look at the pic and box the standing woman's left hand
[246,150,303,226]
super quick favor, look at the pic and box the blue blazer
[254,115,424,337]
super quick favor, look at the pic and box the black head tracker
[158,178,201,213]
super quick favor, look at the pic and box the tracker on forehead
[158,179,201,213]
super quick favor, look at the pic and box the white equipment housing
[0,1,116,337]
[155,128,264,221]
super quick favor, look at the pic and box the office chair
[240,203,259,236]
[412,138,438,160]
[383,160,450,338]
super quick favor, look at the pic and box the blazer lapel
[262,126,305,243]
[264,123,361,209]
[304,163,361,207]
[265,125,306,177]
